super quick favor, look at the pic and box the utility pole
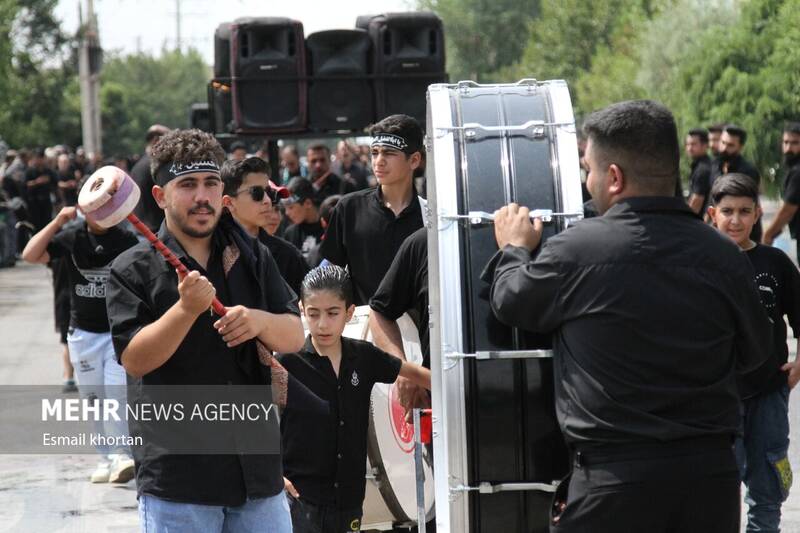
[175,0,182,52]
[78,0,103,157]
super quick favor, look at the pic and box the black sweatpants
[552,439,740,533]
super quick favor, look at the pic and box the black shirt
[321,186,425,305]
[56,170,79,207]
[332,161,370,190]
[106,221,299,506]
[24,166,55,203]
[47,222,138,332]
[313,172,357,204]
[278,336,402,509]
[741,244,800,397]
[688,154,712,209]
[284,221,324,263]
[781,162,800,237]
[370,227,430,367]
[486,196,772,446]
[129,154,164,232]
[258,228,309,297]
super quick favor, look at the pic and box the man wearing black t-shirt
[55,154,79,207]
[22,205,139,484]
[307,143,356,203]
[24,149,56,231]
[321,114,426,305]
[685,128,712,215]
[105,129,303,532]
[709,125,762,239]
[763,122,800,263]
[284,177,325,265]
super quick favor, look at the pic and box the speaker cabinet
[306,29,373,132]
[230,17,307,133]
[365,12,446,125]
[189,102,211,132]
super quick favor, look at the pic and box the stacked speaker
[208,12,446,135]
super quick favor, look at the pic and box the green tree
[418,0,540,82]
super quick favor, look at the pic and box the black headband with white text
[155,160,221,186]
[371,133,420,154]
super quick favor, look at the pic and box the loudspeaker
[230,17,306,133]
[189,102,211,132]
[365,12,446,125]
[306,29,373,132]
[214,23,232,78]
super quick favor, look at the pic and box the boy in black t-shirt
[22,205,139,484]
[278,266,430,533]
[709,173,800,531]
[283,177,325,265]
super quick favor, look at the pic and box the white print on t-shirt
[755,271,779,310]
[73,266,111,299]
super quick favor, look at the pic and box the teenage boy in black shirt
[221,157,309,296]
[22,204,139,483]
[106,129,304,532]
[321,114,426,305]
[283,176,325,265]
[279,266,430,533]
[708,173,800,532]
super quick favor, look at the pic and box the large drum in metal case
[427,80,584,533]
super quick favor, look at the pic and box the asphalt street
[1,204,800,532]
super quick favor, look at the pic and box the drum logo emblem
[388,384,415,453]
[351,371,359,387]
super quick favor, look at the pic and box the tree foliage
[417,0,540,82]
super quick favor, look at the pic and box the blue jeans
[138,492,292,533]
[735,385,793,533]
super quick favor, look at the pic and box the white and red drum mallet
[78,165,226,316]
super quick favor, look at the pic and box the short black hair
[687,128,709,144]
[230,140,247,152]
[723,124,747,145]
[301,265,354,307]
[582,100,679,195]
[710,173,759,206]
[784,122,800,136]
[286,176,317,205]
[150,129,226,176]
[220,156,269,196]
[707,123,726,134]
[368,114,423,155]
[307,143,330,155]
[319,194,341,224]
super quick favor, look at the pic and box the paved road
[2,205,800,532]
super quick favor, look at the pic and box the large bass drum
[426,80,584,533]
[341,306,436,531]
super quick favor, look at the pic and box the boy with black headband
[221,156,309,296]
[106,129,304,533]
[320,114,426,305]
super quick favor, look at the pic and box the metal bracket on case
[434,119,575,141]
[444,350,554,361]
[451,481,559,495]
[441,210,583,225]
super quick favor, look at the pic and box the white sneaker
[90,461,110,483]
[108,453,135,483]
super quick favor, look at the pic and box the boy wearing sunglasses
[222,157,310,296]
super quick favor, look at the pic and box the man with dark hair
[279,145,307,185]
[220,157,308,296]
[711,124,762,239]
[229,140,248,162]
[306,143,356,203]
[321,114,426,305]
[106,128,303,532]
[685,128,712,214]
[763,122,800,262]
[283,177,325,265]
[130,124,170,232]
[708,123,725,158]
[332,140,370,190]
[24,148,56,231]
[486,100,772,532]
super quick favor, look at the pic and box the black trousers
[288,495,362,533]
[551,438,740,533]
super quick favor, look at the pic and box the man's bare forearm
[369,311,406,360]
[764,202,799,242]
